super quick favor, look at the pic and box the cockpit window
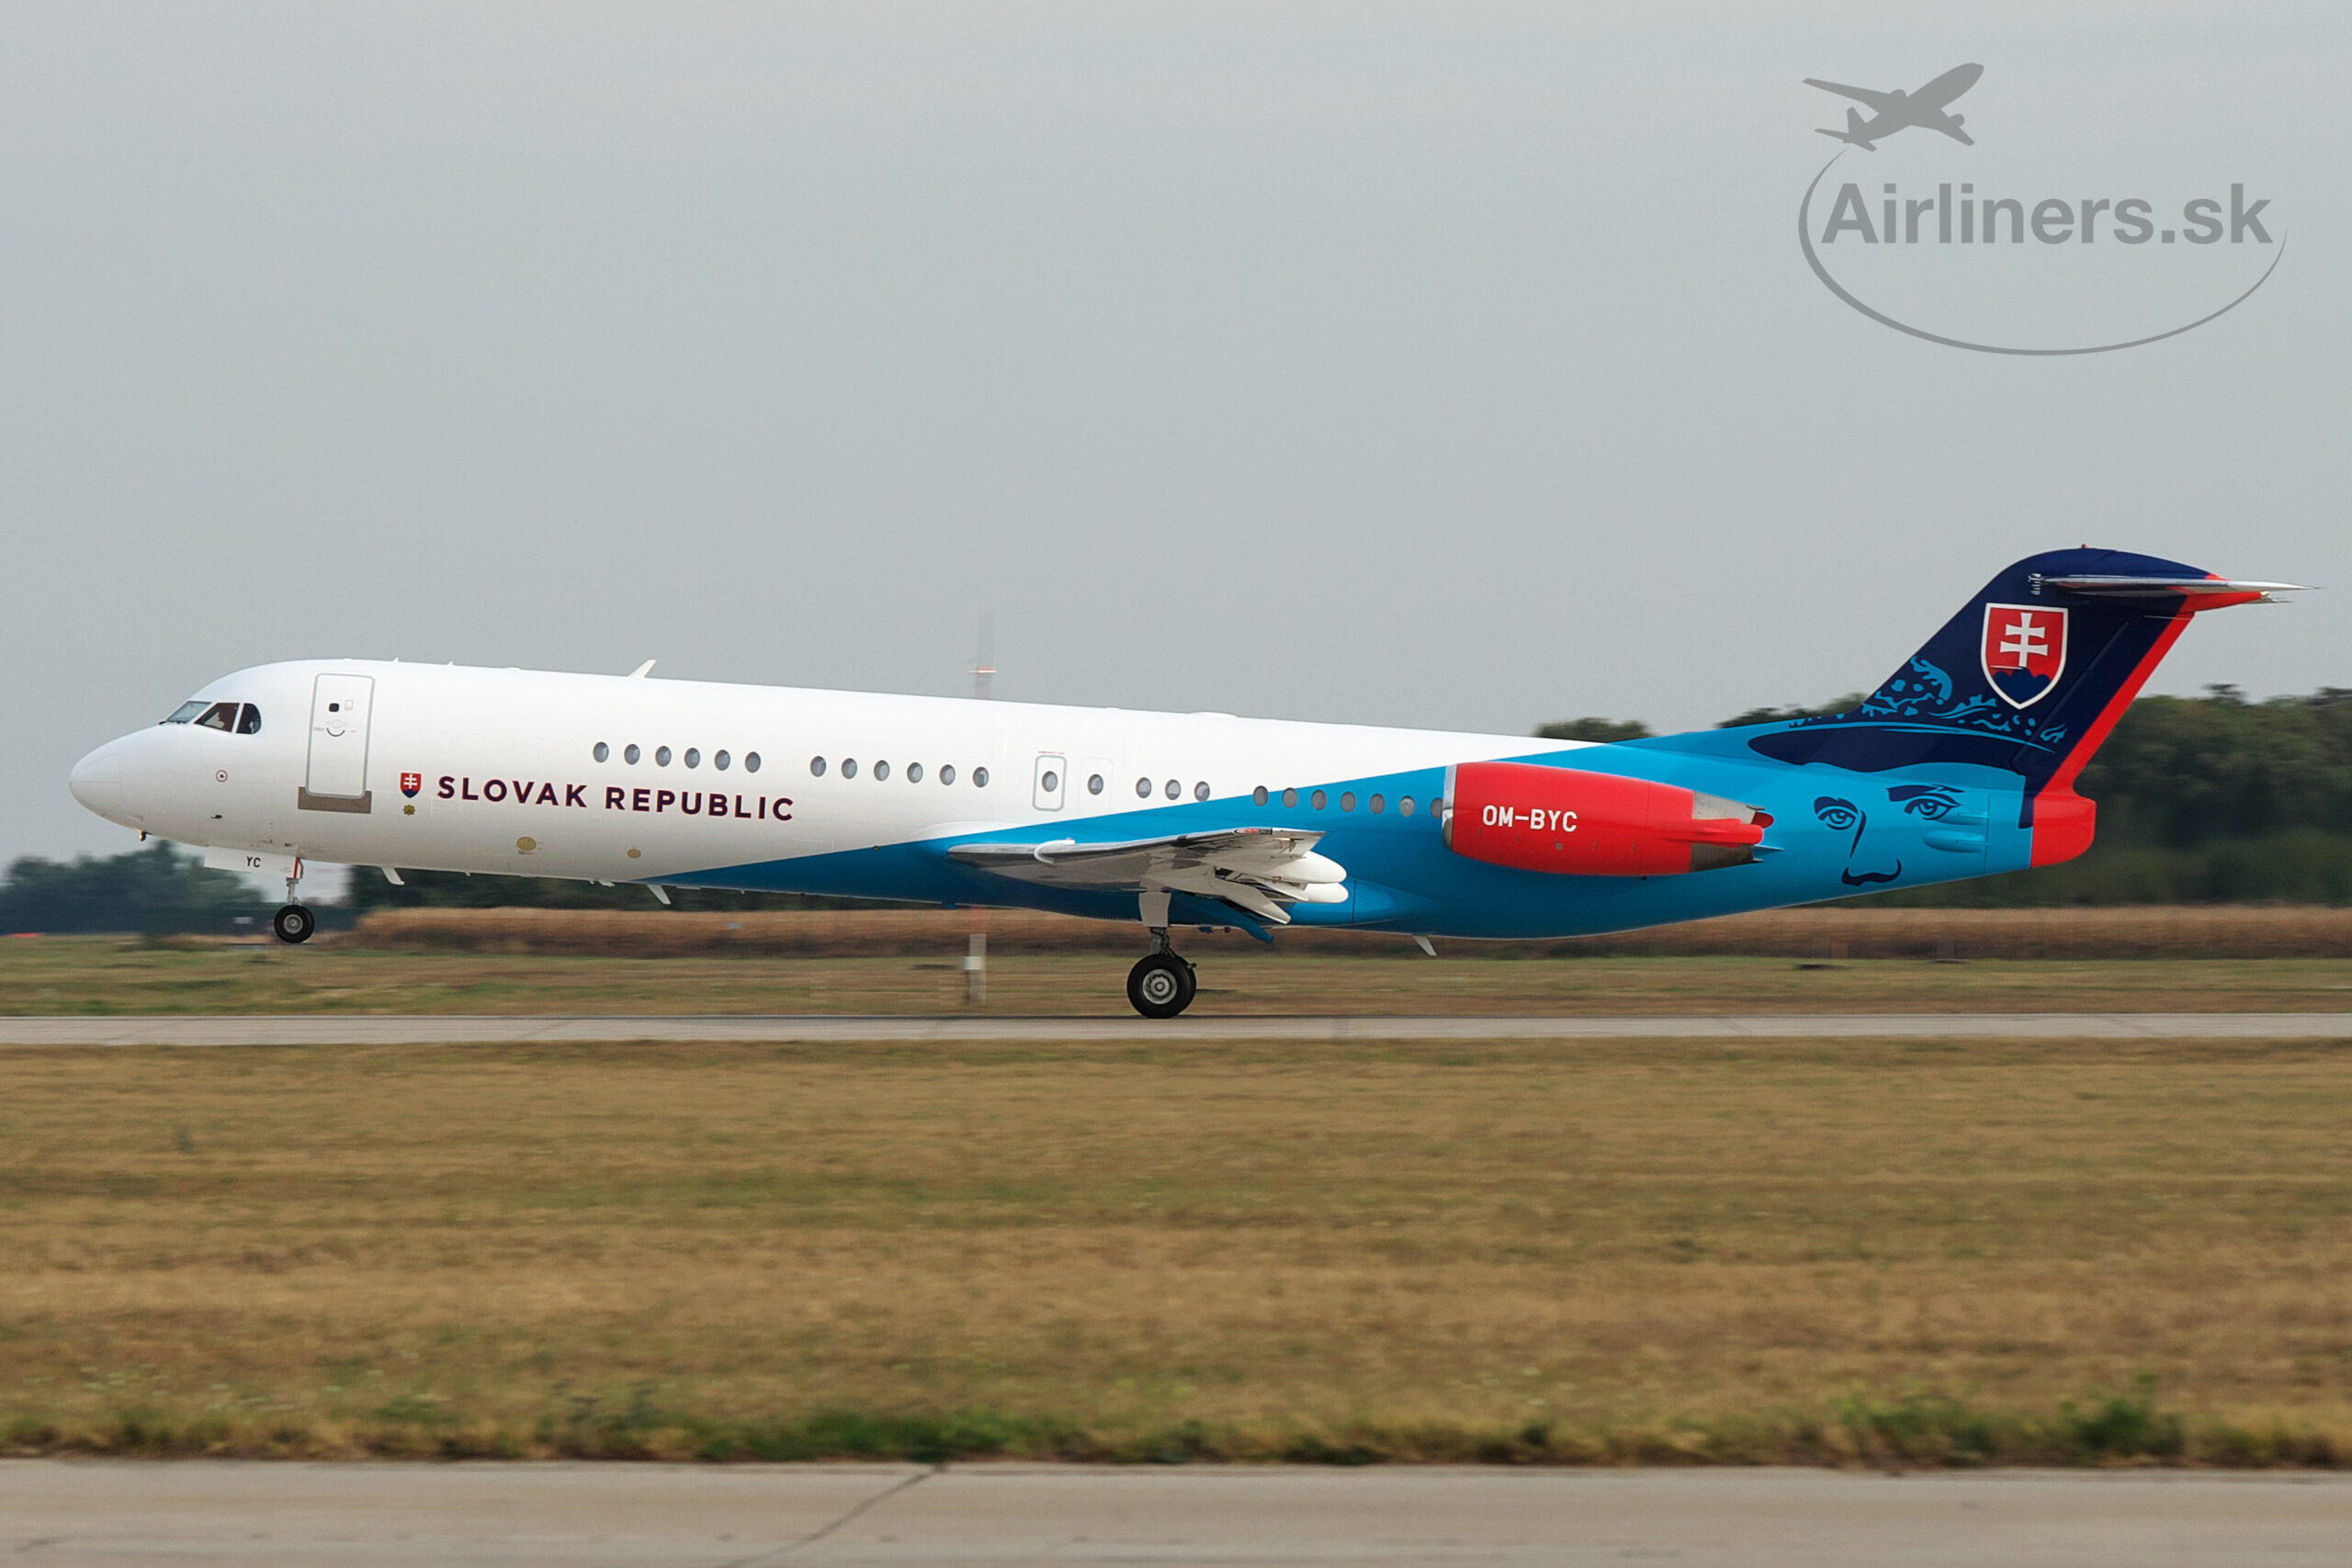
[164,701,208,724]
[194,702,239,732]
[236,705,263,735]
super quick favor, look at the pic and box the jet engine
[1442,761,1770,876]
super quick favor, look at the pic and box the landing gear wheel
[271,904,315,945]
[1126,952,1197,1020]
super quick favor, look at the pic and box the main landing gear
[1125,929,1197,1020]
[271,857,313,945]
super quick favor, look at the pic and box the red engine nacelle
[1442,761,1770,877]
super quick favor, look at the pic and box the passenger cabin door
[303,674,376,809]
[1032,753,1067,812]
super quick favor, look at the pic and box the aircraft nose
[69,742,127,818]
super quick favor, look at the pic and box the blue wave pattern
[1799,656,2071,750]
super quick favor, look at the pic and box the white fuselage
[70,660,1565,896]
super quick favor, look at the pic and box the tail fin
[1742,548,2299,864]
[1816,108,1873,146]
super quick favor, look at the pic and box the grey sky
[6,2,2345,867]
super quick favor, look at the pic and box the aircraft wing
[1803,77,1904,111]
[949,827,1347,925]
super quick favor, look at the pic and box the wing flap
[949,827,1348,926]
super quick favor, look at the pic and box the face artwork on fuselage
[1814,784,1962,887]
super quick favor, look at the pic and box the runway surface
[1,1011,2348,1044]
[6,1461,2348,1566]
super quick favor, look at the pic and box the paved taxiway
[0,1011,2346,1044]
[6,1461,2348,1566]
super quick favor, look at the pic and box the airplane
[1806,62,1984,150]
[68,549,2299,1018]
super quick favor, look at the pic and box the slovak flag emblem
[1982,604,2068,710]
[400,773,423,798]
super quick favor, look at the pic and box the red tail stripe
[2045,612,2190,798]
[2030,611,2191,866]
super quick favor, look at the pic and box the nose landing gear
[1125,929,1197,1019]
[271,857,313,944]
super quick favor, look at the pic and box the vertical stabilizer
[1736,548,2291,864]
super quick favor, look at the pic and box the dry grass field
[7,932,2352,1017]
[352,905,2352,962]
[3,1032,2348,1464]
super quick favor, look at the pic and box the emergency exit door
[302,674,376,810]
[1032,753,1067,812]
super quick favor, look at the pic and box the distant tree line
[0,840,269,935]
[0,846,902,931]
[1891,686,2352,906]
[341,870,875,915]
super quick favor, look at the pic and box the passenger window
[196,702,238,731]
[1253,786,1269,806]
[684,749,701,768]
[1369,794,1385,815]
[656,746,673,767]
[164,701,208,724]
[1340,791,1355,813]
[1135,777,1151,799]
[237,705,263,735]
[875,761,891,781]
[625,744,641,764]
[1310,789,1327,810]
[594,741,610,762]
[974,766,989,787]
[908,762,924,783]
[1399,796,1416,817]
[1282,788,1298,808]
[842,759,857,779]
[940,764,956,785]
[1088,774,1104,795]
[1193,782,1209,801]
[716,750,731,771]
[809,756,825,776]
[1163,779,1180,800]
[746,753,762,773]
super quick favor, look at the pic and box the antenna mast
[965,612,994,1007]
[970,614,995,703]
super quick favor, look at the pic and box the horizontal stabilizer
[2039,575,2308,604]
